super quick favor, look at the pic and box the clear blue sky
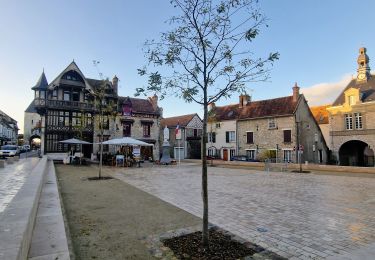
[1,0,374,133]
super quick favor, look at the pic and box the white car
[0,145,20,158]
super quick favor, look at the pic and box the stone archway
[29,134,41,150]
[339,140,374,167]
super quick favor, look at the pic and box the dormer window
[52,89,57,99]
[62,70,84,83]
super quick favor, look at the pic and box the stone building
[29,61,162,159]
[327,47,375,166]
[237,86,328,163]
[160,114,203,159]
[0,110,19,146]
[206,102,238,160]
[209,86,328,163]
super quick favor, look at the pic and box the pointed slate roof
[31,71,48,90]
[47,61,94,92]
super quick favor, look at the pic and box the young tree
[136,0,278,247]
[93,80,117,178]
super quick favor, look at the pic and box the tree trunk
[202,101,209,248]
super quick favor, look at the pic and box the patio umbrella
[101,137,153,146]
[101,137,153,166]
[59,138,91,164]
[59,138,91,145]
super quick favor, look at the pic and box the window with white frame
[226,131,235,143]
[207,132,216,143]
[354,113,362,129]
[246,149,256,160]
[345,114,353,130]
[268,118,277,129]
[283,150,293,162]
[208,147,216,157]
[215,122,221,128]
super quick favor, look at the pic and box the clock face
[358,73,366,80]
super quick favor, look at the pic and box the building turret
[31,71,48,99]
[357,47,370,83]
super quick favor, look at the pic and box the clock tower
[356,47,370,83]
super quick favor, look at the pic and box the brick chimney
[293,82,300,102]
[239,94,251,108]
[149,94,158,110]
[112,75,118,94]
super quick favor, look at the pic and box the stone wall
[237,115,296,161]
[295,98,328,163]
[93,115,160,160]
[23,112,41,145]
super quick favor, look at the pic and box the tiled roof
[25,100,37,113]
[161,114,196,128]
[86,78,109,90]
[212,104,240,121]
[310,105,330,124]
[118,96,159,114]
[213,96,299,121]
[332,75,375,106]
[31,72,48,90]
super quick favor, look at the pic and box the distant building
[208,85,328,163]
[161,114,203,159]
[28,61,162,159]
[0,110,19,146]
[327,47,375,166]
[206,102,238,160]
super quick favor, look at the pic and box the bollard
[0,160,5,168]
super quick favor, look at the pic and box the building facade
[29,61,162,159]
[161,114,203,159]
[327,47,375,166]
[0,110,19,146]
[207,103,238,161]
[208,86,328,163]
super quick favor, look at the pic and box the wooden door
[223,149,228,161]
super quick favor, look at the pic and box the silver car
[0,145,20,158]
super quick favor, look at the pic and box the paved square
[112,163,375,259]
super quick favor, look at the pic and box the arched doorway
[339,140,374,167]
[29,135,41,150]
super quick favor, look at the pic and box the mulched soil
[87,176,113,181]
[163,228,256,260]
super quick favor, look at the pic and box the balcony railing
[34,98,95,111]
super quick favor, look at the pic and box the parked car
[0,145,20,158]
[230,155,259,162]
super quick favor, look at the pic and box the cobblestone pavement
[0,158,39,214]
[113,163,375,259]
